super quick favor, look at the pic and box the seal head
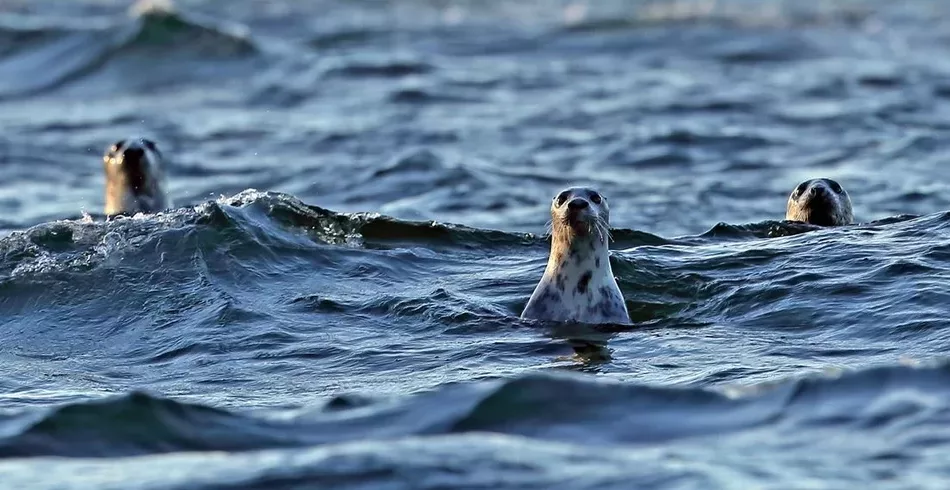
[103,138,172,216]
[521,187,631,325]
[785,178,853,227]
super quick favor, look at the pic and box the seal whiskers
[522,187,631,325]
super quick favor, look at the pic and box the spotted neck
[544,228,612,281]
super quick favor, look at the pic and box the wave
[1,191,948,410]
[0,190,948,487]
[123,1,257,58]
[558,0,873,31]
[2,362,949,459]
[0,391,305,458]
[6,188,902,281]
[0,0,260,99]
[0,189,941,325]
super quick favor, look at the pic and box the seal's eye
[828,181,843,194]
[555,191,570,207]
[794,182,809,197]
[140,139,162,157]
[590,193,602,204]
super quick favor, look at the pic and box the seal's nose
[808,185,829,198]
[123,146,145,163]
[567,198,589,211]
[118,146,149,194]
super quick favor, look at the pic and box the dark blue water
[2,0,950,488]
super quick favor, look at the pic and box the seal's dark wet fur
[785,178,853,227]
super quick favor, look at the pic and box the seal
[103,138,172,216]
[521,186,631,325]
[785,178,853,226]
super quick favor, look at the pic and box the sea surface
[1,0,950,488]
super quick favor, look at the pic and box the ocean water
[1,0,950,488]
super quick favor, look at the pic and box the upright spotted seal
[785,178,853,226]
[103,138,172,216]
[521,186,631,325]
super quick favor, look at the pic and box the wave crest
[0,1,258,98]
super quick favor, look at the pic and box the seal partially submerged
[521,187,631,325]
[103,138,171,216]
[785,178,853,226]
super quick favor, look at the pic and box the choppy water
[2,0,950,488]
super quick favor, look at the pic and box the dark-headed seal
[521,187,631,325]
[785,178,853,226]
[103,138,171,216]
